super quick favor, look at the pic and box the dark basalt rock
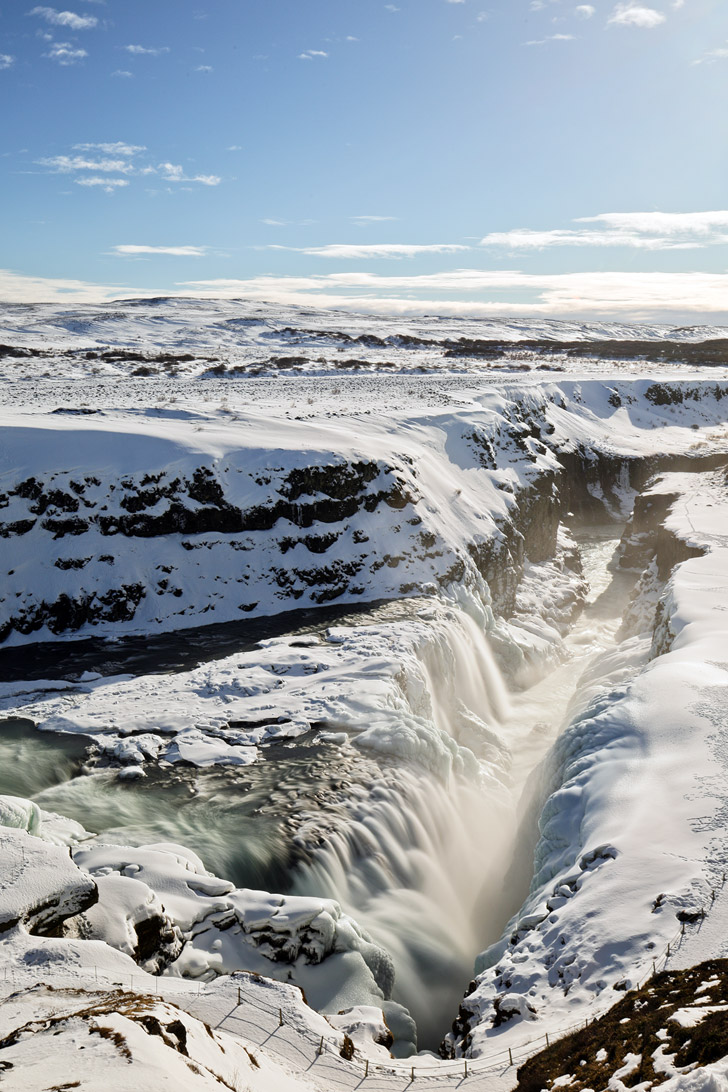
[0,584,146,643]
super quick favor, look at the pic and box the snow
[454,469,728,1060]
[2,299,728,1089]
[0,823,96,935]
[2,297,727,385]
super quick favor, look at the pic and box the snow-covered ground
[1,300,728,1090]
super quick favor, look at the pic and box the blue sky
[1,0,727,320]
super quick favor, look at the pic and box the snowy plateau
[0,298,728,1091]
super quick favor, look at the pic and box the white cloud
[607,3,666,28]
[29,6,98,29]
[177,269,728,319]
[124,44,170,55]
[2,265,727,319]
[112,244,207,256]
[350,215,399,223]
[36,145,221,190]
[45,41,88,64]
[75,177,129,191]
[481,210,728,250]
[446,0,466,4]
[693,42,728,64]
[575,4,596,17]
[73,141,145,156]
[39,154,136,173]
[0,269,126,303]
[195,64,213,72]
[0,54,15,69]
[158,162,221,186]
[578,210,728,235]
[298,50,328,60]
[526,33,576,44]
[271,243,471,259]
[111,69,133,77]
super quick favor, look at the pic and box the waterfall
[290,606,516,1049]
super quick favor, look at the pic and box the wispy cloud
[36,144,221,192]
[270,243,471,259]
[45,41,88,64]
[195,64,213,72]
[158,162,221,185]
[0,54,15,70]
[481,211,728,249]
[76,177,129,191]
[575,4,596,17]
[29,6,98,30]
[607,3,666,28]
[112,244,208,256]
[111,69,133,78]
[0,268,126,303]
[350,215,399,224]
[39,154,137,173]
[177,269,728,319]
[693,41,728,64]
[124,44,170,55]
[73,141,145,156]
[298,49,328,60]
[2,265,727,319]
[525,33,576,44]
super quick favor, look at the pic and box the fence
[1,874,724,1085]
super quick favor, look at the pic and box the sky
[1,0,727,321]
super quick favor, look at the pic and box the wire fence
[1,874,724,1084]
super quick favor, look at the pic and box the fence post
[464,1059,468,1078]
[318,1036,323,1056]
[411,1064,415,1080]
[279,1008,283,1027]
[365,1058,369,1077]
[546,1032,550,1047]
[508,1047,513,1067]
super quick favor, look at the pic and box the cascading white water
[290,604,517,1050]
[289,528,637,1049]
